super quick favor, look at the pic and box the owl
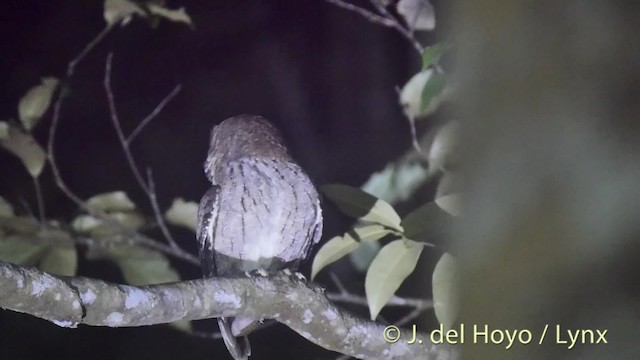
[196,115,323,359]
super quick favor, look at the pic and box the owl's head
[204,115,290,181]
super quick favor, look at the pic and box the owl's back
[212,157,321,276]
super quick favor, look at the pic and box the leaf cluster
[0,0,195,332]
[312,184,458,326]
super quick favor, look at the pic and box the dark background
[0,1,440,359]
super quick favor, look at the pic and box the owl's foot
[244,269,269,278]
[294,272,307,282]
[284,270,308,284]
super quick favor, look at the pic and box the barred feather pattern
[196,115,323,360]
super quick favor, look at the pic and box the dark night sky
[0,1,439,359]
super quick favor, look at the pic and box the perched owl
[196,115,323,360]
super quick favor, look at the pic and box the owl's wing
[198,185,252,360]
[311,199,323,245]
[295,198,323,267]
[197,185,220,278]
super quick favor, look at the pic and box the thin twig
[407,115,426,155]
[395,305,428,326]
[104,53,149,193]
[47,25,116,192]
[46,28,198,266]
[104,54,184,252]
[323,0,396,27]
[369,0,424,53]
[75,234,197,265]
[323,0,424,54]
[146,168,181,251]
[329,272,347,293]
[126,85,182,145]
[327,288,432,309]
[394,84,428,159]
[48,86,91,208]
[68,25,114,77]
[330,272,432,360]
[47,26,113,186]
[331,290,431,360]
[191,317,283,341]
[327,271,432,359]
[190,330,223,340]
[18,197,35,219]
[327,273,432,308]
[407,0,424,34]
[32,177,46,223]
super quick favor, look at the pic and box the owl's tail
[218,317,251,360]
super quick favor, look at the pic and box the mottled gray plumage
[196,115,323,360]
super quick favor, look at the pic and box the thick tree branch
[0,261,458,360]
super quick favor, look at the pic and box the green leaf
[365,239,423,320]
[104,0,145,26]
[118,255,179,285]
[428,121,460,173]
[400,70,432,119]
[349,241,381,273]
[109,211,144,229]
[0,222,77,275]
[85,239,189,331]
[311,235,359,279]
[147,4,193,26]
[0,196,15,217]
[72,214,109,234]
[72,211,143,238]
[37,228,77,276]
[0,123,47,177]
[40,245,77,276]
[164,198,198,232]
[18,77,59,131]
[422,43,448,69]
[86,191,136,212]
[347,224,392,273]
[361,162,430,204]
[436,173,458,199]
[432,253,458,330]
[401,202,452,243]
[0,216,40,234]
[322,184,403,231]
[351,223,392,242]
[0,121,8,139]
[420,71,446,114]
[118,251,180,285]
[84,236,189,330]
[397,0,435,31]
[169,319,193,332]
[0,235,49,266]
[89,244,180,285]
[435,194,462,216]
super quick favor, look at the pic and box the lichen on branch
[0,261,457,360]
